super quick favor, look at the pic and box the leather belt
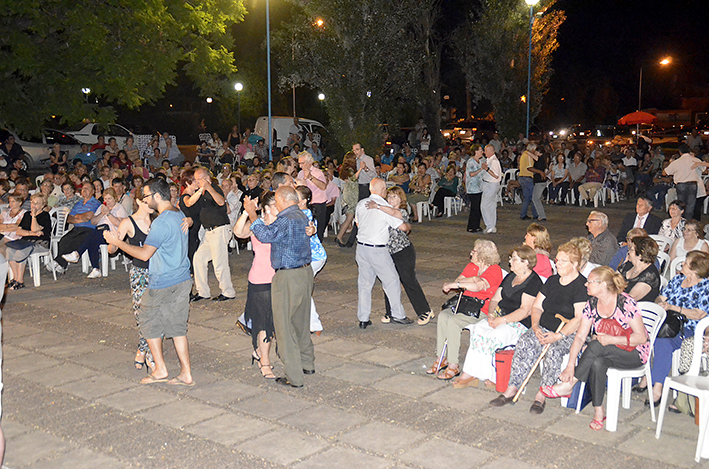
[358,242,386,248]
[276,263,311,272]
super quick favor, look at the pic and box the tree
[272,0,440,153]
[455,0,565,138]
[0,0,246,135]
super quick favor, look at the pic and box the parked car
[0,128,82,169]
[441,119,496,142]
[65,122,134,146]
[254,116,327,150]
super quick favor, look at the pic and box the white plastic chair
[50,206,71,257]
[656,316,709,462]
[657,251,671,279]
[668,256,686,280]
[81,245,110,277]
[27,208,63,287]
[649,234,673,254]
[575,302,665,432]
[443,196,462,217]
[416,201,431,223]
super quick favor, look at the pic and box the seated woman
[658,200,686,247]
[454,245,543,388]
[619,236,661,302]
[387,162,410,192]
[548,153,570,204]
[669,219,709,263]
[634,251,709,405]
[524,223,553,278]
[490,242,589,414]
[570,236,599,277]
[408,163,432,207]
[544,266,649,430]
[431,165,459,217]
[5,194,52,290]
[0,194,27,255]
[427,239,503,380]
[608,227,648,271]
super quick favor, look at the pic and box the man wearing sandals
[104,178,194,387]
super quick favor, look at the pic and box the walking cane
[434,340,448,374]
[513,314,570,403]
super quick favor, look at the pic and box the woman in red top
[427,239,503,380]
[524,222,553,279]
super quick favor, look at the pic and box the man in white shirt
[480,144,502,234]
[353,142,375,200]
[354,178,411,328]
[664,143,702,219]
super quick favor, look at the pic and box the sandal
[134,350,146,370]
[437,365,460,380]
[540,385,571,399]
[259,364,276,379]
[589,417,606,431]
[452,375,478,389]
[426,358,448,375]
[11,281,25,290]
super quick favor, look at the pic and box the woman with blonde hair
[367,185,433,325]
[543,266,648,431]
[524,223,553,278]
[570,236,599,277]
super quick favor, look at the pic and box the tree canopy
[455,0,565,137]
[0,0,246,135]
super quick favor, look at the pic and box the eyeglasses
[585,279,603,285]
[144,192,154,198]
[586,219,600,223]
[554,258,571,265]
[508,256,523,263]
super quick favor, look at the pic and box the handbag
[442,292,486,318]
[657,308,688,339]
[596,317,635,352]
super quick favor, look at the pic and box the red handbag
[596,318,635,352]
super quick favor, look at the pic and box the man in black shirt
[190,167,236,302]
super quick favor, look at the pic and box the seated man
[586,210,618,266]
[49,183,101,274]
[616,196,662,243]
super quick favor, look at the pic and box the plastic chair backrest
[50,206,70,238]
[637,301,667,348]
[657,252,671,277]
[687,316,709,376]
[650,234,673,253]
[669,256,686,279]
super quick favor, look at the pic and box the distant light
[315,18,324,27]
[559,130,566,136]
[631,130,636,135]
[660,57,672,66]
[443,95,450,100]
[318,93,325,101]
[206,97,213,103]
[169,104,173,108]
[525,0,539,5]
[81,88,91,94]
[234,82,243,92]
[366,91,372,98]
[549,131,554,136]
[520,95,527,103]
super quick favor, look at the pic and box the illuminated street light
[235,82,244,131]
[638,56,673,111]
[234,82,243,92]
[315,18,324,28]
[81,87,91,104]
[206,97,213,104]
[525,0,539,139]
[660,57,672,66]
[318,93,325,101]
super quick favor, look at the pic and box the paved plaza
[1,199,705,468]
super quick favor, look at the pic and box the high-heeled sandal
[259,364,276,379]
[134,350,147,370]
[251,351,261,366]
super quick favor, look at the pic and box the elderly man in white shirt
[354,178,412,329]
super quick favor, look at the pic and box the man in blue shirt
[105,179,194,386]
[245,186,313,388]
[50,183,101,273]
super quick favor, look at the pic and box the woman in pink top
[233,191,278,379]
[524,223,554,279]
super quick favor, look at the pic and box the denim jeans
[676,182,697,219]
[519,176,536,218]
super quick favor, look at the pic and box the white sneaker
[484,227,497,234]
[87,268,102,279]
[46,260,65,274]
[62,251,80,263]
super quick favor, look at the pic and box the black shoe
[489,394,514,407]
[190,294,210,303]
[644,397,661,407]
[391,317,414,325]
[631,384,647,393]
[303,369,315,375]
[275,377,303,388]
[529,400,545,414]
[467,228,483,233]
[520,216,530,220]
[212,294,235,302]
[359,320,372,329]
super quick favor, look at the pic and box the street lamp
[266,0,273,160]
[234,82,243,132]
[638,56,672,111]
[525,0,539,140]
[81,88,91,103]
[318,93,325,119]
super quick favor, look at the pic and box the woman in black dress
[179,170,202,273]
[619,236,661,302]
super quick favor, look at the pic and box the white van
[254,116,326,150]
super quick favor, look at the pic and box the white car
[0,128,82,169]
[66,123,134,146]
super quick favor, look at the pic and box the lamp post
[234,82,243,132]
[318,93,325,119]
[266,0,273,160]
[525,0,539,140]
[638,56,672,111]
[81,87,91,104]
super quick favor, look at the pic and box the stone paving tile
[96,386,179,413]
[0,322,42,338]
[281,405,368,437]
[199,333,254,353]
[68,347,134,370]
[479,457,543,469]
[623,428,700,468]
[371,373,447,398]
[338,421,427,455]
[1,344,32,359]
[480,396,572,429]
[323,363,397,386]
[56,373,137,400]
[20,362,96,387]
[185,323,229,343]
[185,412,276,446]
[231,391,314,420]
[315,338,376,357]
[3,353,62,375]
[185,379,263,405]
[310,351,346,371]
[29,447,126,469]
[4,431,75,467]
[234,428,330,466]
[6,331,73,349]
[292,446,390,469]
[571,444,675,469]
[138,399,225,429]
[199,313,245,331]
[397,438,493,469]
[351,346,424,367]
[424,384,499,412]
[100,310,138,328]
[41,341,106,358]
[1,419,34,439]
[545,408,636,445]
[628,406,697,439]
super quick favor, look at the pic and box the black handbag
[657,308,688,339]
[442,292,486,318]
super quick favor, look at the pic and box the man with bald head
[354,178,412,329]
[246,186,314,388]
